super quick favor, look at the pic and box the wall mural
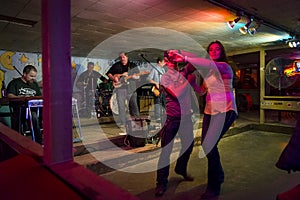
[0,50,113,98]
[0,49,155,100]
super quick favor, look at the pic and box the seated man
[6,65,43,145]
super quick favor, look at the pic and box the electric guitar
[151,85,160,97]
[113,71,150,88]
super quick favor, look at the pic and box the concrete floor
[72,110,300,200]
[100,130,300,200]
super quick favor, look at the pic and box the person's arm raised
[187,74,206,95]
[167,49,217,71]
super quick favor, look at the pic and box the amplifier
[126,116,150,147]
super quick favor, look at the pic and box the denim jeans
[156,115,194,186]
[201,110,237,186]
[153,93,166,120]
[116,88,139,125]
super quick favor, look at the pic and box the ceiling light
[227,12,243,29]
[227,16,241,29]
[248,27,256,35]
[248,20,262,36]
[287,35,300,48]
[239,17,253,34]
[288,41,294,48]
[288,41,300,48]
[208,0,297,39]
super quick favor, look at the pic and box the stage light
[288,41,300,48]
[227,11,243,29]
[248,20,262,36]
[287,35,300,48]
[248,27,256,35]
[288,41,294,48]
[208,0,297,41]
[227,16,241,29]
[239,17,253,34]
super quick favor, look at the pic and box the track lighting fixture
[287,35,300,48]
[248,20,262,36]
[288,41,300,48]
[227,12,243,29]
[247,27,256,35]
[227,16,241,29]
[239,17,253,34]
[208,0,296,40]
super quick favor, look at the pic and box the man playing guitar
[146,57,166,122]
[106,52,141,128]
[112,71,150,88]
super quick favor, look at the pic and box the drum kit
[95,81,118,118]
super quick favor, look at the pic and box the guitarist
[146,57,166,122]
[106,52,140,127]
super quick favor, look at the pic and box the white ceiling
[0,0,299,62]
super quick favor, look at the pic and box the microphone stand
[13,66,23,76]
[139,54,157,71]
[139,54,164,126]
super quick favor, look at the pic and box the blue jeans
[153,93,166,120]
[116,88,139,125]
[156,115,194,186]
[201,110,237,186]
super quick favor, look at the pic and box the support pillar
[42,0,72,164]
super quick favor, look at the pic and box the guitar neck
[125,71,149,81]
[124,75,135,81]
[113,71,150,88]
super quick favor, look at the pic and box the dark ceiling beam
[0,14,37,27]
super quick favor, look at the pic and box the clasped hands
[165,50,185,63]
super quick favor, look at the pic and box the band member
[95,76,112,117]
[106,52,140,128]
[76,62,103,118]
[147,57,166,122]
[7,65,43,145]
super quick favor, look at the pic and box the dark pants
[83,89,96,118]
[201,110,237,186]
[153,93,166,120]
[11,106,43,145]
[116,88,139,125]
[156,115,194,186]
